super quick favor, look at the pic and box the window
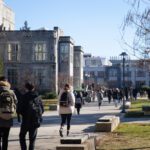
[60,43,69,63]
[34,69,46,86]
[74,54,80,67]
[109,69,117,77]
[59,43,69,72]
[60,43,69,53]
[137,70,145,77]
[7,43,19,61]
[34,43,47,61]
[90,71,95,77]
[7,69,18,86]
[91,60,97,66]
[125,71,131,77]
[98,71,104,78]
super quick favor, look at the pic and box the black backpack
[60,91,70,107]
[27,96,43,128]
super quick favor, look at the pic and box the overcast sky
[5,0,131,59]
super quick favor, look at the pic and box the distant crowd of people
[1,75,150,150]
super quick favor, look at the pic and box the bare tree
[121,0,150,59]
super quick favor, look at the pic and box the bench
[142,106,150,115]
[95,115,120,132]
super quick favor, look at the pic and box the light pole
[85,73,90,91]
[120,52,128,113]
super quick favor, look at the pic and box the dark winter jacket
[18,91,44,128]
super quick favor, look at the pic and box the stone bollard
[95,115,120,132]
[56,134,96,150]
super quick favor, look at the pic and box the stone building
[0,27,84,93]
[74,46,84,90]
[0,27,61,92]
[83,54,112,89]
[0,0,15,30]
[109,57,150,88]
[58,36,74,88]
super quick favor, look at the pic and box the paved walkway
[8,98,150,150]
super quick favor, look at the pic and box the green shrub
[125,111,144,117]
[42,92,57,99]
[141,85,150,91]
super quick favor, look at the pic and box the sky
[5,0,131,59]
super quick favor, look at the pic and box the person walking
[75,91,82,115]
[107,88,112,103]
[0,76,17,150]
[58,83,75,137]
[17,82,44,150]
[112,88,119,107]
[97,89,103,109]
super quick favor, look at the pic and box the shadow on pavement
[13,112,120,127]
[82,125,95,132]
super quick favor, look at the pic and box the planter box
[49,104,57,110]
[56,135,95,150]
[95,115,120,132]
[142,106,150,115]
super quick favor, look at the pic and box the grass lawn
[130,99,150,111]
[125,99,150,117]
[98,123,150,150]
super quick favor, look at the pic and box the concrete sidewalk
[8,99,150,150]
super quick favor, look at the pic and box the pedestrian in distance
[17,82,44,150]
[97,89,103,109]
[107,88,112,103]
[75,91,83,115]
[58,83,75,137]
[112,88,119,107]
[0,76,17,150]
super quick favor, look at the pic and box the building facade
[83,54,112,89]
[58,36,74,88]
[0,0,15,30]
[109,58,150,88]
[0,27,84,92]
[83,54,150,89]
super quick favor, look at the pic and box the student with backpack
[0,76,17,150]
[58,83,75,137]
[17,82,44,150]
[75,91,82,115]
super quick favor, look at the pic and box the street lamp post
[85,73,90,91]
[120,52,128,113]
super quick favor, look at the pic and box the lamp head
[120,52,128,57]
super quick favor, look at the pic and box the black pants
[60,114,72,130]
[0,127,10,150]
[19,125,37,150]
[75,104,81,115]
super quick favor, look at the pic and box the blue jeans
[0,127,10,150]
[19,125,37,150]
